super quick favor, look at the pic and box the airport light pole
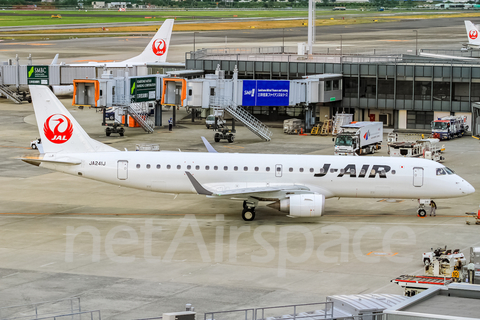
[193,32,197,57]
[413,30,418,55]
[282,28,285,54]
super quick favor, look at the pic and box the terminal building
[2,47,480,136]
[185,47,480,135]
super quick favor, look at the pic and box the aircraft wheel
[228,134,234,143]
[214,133,220,143]
[417,208,427,217]
[242,208,255,221]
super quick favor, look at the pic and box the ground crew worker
[430,200,437,216]
[168,118,173,131]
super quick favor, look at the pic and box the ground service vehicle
[206,115,226,129]
[431,116,468,140]
[422,246,465,266]
[334,122,383,155]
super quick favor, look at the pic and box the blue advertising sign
[242,80,289,107]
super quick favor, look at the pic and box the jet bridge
[186,67,343,130]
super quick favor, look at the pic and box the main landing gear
[242,200,257,221]
[417,199,436,217]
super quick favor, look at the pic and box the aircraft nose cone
[462,180,476,195]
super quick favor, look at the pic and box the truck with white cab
[334,122,383,155]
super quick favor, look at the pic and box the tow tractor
[102,107,125,137]
[211,116,236,143]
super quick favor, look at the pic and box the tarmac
[0,18,479,320]
[0,97,479,319]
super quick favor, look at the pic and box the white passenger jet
[463,20,480,50]
[22,86,475,221]
[50,19,183,96]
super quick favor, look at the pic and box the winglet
[185,172,213,195]
[201,136,218,153]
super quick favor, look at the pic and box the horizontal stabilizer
[20,155,81,166]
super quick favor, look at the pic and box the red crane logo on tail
[152,39,167,56]
[44,114,73,144]
[469,30,478,40]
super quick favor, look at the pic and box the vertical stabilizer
[123,19,174,64]
[29,85,118,154]
[465,21,480,46]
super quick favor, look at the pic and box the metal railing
[204,308,255,320]
[255,302,333,320]
[128,102,155,133]
[210,96,272,141]
[0,297,81,320]
[0,84,22,104]
[31,310,101,320]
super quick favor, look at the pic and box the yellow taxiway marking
[367,251,398,257]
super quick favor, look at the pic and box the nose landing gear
[417,199,435,217]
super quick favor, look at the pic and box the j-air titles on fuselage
[315,164,392,178]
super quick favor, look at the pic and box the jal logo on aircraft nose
[469,30,478,40]
[152,39,167,56]
[43,114,73,144]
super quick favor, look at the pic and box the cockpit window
[445,167,455,175]
[436,168,446,176]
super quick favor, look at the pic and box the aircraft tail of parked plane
[465,20,480,48]
[122,19,174,64]
[23,85,475,221]
[29,86,117,154]
[48,19,176,96]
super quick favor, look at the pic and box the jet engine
[268,194,325,217]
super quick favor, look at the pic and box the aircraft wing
[185,172,312,199]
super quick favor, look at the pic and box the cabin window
[360,169,366,175]
[244,166,248,171]
[196,165,200,170]
[310,168,314,173]
[214,166,218,170]
[330,169,335,173]
[276,167,281,172]
[234,166,238,171]
[156,164,161,169]
[339,169,345,174]
[319,168,325,174]
[205,165,210,170]
[167,165,171,169]
[266,167,270,172]
[391,170,396,175]
[177,165,181,169]
[299,168,304,173]
[136,164,141,169]
[436,168,446,176]
[146,164,151,169]
[289,168,293,172]
[255,167,259,171]
[187,165,192,170]
[224,166,228,171]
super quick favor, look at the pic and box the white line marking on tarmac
[2,272,18,278]
[40,262,56,268]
